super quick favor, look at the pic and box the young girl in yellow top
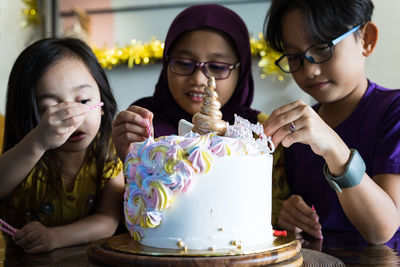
[0,38,124,253]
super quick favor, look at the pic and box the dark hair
[3,38,118,222]
[264,0,374,52]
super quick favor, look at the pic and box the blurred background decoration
[21,0,41,27]
[21,0,284,79]
[92,34,284,80]
[63,7,91,44]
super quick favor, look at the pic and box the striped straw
[146,118,152,137]
[0,226,15,236]
[88,102,104,111]
[0,218,16,236]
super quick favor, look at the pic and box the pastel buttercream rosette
[123,115,274,240]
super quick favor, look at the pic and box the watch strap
[323,149,366,193]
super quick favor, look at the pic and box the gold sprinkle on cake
[177,240,185,248]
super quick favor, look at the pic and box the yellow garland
[21,0,285,79]
[92,38,164,70]
[21,0,40,27]
[250,33,286,80]
[94,34,286,79]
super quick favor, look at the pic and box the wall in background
[0,0,40,114]
[0,0,399,115]
[365,0,400,89]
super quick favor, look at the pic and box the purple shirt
[286,80,400,231]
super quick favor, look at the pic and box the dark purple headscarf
[133,4,259,137]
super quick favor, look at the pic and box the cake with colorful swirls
[123,78,274,251]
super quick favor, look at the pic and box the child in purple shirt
[263,0,400,244]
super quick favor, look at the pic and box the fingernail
[140,118,148,127]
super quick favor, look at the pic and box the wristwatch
[323,149,366,193]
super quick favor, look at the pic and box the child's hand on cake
[13,221,56,254]
[34,102,88,152]
[112,105,154,160]
[277,194,323,240]
[263,100,342,157]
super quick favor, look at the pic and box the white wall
[0,0,40,114]
[366,0,400,89]
[0,0,399,115]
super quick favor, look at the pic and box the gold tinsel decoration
[250,32,286,80]
[21,0,40,27]
[92,38,164,70]
[94,33,285,79]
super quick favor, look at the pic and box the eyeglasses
[275,25,362,73]
[167,57,240,80]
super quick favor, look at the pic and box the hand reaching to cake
[277,194,323,239]
[263,100,350,176]
[112,105,154,160]
[192,76,228,135]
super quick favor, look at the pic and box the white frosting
[139,153,273,250]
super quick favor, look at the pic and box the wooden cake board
[88,232,302,266]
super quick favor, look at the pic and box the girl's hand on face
[35,102,88,151]
[278,194,323,239]
[263,100,339,157]
[112,105,153,161]
[13,221,56,254]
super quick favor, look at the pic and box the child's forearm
[338,173,400,244]
[0,129,46,198]
[321,140,400,244]
[49,213,119,249]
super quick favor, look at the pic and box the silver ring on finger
[290,121,296,132]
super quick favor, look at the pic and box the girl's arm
[336,171,400,244]
[14,171,125,253]
[0,102,87,198]
[0,129,46,197]
[311,136,400,244]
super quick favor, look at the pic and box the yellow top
[257,113,291,227]
[1,152,122,228]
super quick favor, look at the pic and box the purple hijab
[133,4,259,137]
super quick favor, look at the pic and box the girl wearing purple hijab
[112,3,289,227]
[112,4,263,159]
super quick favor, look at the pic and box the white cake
[123,116,275,252]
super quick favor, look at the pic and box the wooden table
[1,230,400,266]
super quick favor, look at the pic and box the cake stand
[87,232,302,266]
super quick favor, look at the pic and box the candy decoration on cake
[192,76,228,135]
[145,117,152,137]
[273,230,287,237]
